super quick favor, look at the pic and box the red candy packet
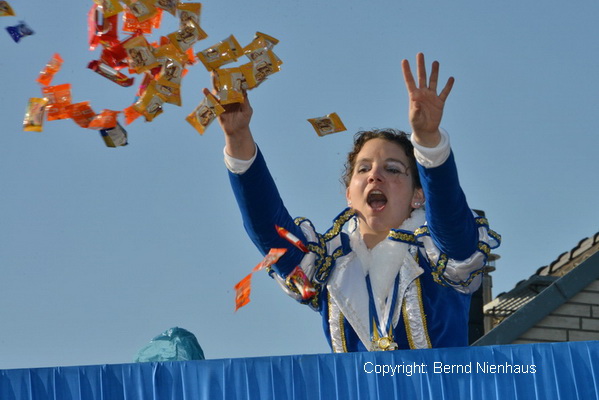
[288,266,317,300]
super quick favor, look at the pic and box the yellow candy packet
[177,2,201,27]
[23,98,49,132]
[154,44,187,88]
[308,112,347,136]
[0,1,15,17]
[167,18,207,54]
[123,34,159,73]
[240,49,281,89]
[155,83,181,106]
[133,81,166,121]
[186,92,225,135]
[155,0,178,16]
[243,33,282,66]
[214,67,246,105]
[100,0,123,18]
[121,0,157,23]
[196,35,242,71]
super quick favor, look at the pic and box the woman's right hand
[202,83,255,160]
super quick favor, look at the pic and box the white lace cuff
[411,128,451,168]
[223,144,258,174]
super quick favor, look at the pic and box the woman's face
[346,138,424,239]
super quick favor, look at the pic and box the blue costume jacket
[228,146,500,352]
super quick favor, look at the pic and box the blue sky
[1,0,598,369]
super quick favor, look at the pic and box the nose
[367,166,383,183]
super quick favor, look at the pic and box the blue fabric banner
[1,341,597,399]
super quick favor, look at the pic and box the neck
[361,230,388,249]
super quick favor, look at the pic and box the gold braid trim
[322,208,356,241]
[387,230,418,244]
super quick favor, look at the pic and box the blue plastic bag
[134,327,205,362]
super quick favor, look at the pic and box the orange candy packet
[307,112,347,136]
[121,0,157,23]
[66,102,96,128]
[123,104,143,125]
[87,109,120,130]
[37,53,64,87]
[42,84,72,121]
[23,98,49,132]
[185,92,224,135]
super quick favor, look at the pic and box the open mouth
[367,190,387,212]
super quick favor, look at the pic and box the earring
[413,202,422,207]
[348,201,352,207]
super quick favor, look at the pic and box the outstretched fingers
[401,58,417,93]
[439,76,455,102]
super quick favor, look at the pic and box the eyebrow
[356,157,408,168]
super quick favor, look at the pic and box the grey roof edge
[473,250,599,346]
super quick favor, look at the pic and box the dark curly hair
[342,129,421,189]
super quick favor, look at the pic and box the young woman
[210,53,500,352]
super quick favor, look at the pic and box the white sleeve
[410,128,451,168]
[223,144,258,174]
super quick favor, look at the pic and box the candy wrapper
[123,34,160,74]
[133,81,166,121]
[100,122,128,147]
[276,225,309,253]
[66,102,96,128]
[6,21,34,43]
[233,273,252,312]
[252,248,288,273]
[196,35,242,71]
[122,8,162,33]
[23,98,49,132]
[122,0,157,23]
[186,92,224,134]
[37,53,64,87]
[234,248,288,311]
[123,104,142,125]
[155,83,181,106]
[88,5,119,50]
[240,49,281,89]
[100,0,123,18]
[88,109,120,130]
[308,113,347,136]
[154,44,187,88]
[42,84,72,121]
[155,0,178,16]
[177,2,201,27]
[243,33,280,61]
[214,67,246,105]
[88,60,135,87]
[0,1,15,17]
[167,18,207,54]
[287,266,317,301]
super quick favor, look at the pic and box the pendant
[374,337,398,351]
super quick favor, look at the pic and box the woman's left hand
[402,53,454,147]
